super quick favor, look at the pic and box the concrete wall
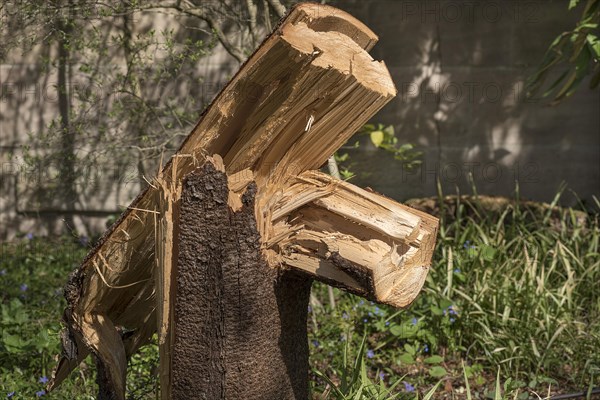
[331,0,599,205]
[0,10,238,240]
[1,0,598,239]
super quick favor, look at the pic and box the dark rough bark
[95,356,118,400]
[172,163,312,400]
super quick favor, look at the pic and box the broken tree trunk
[49,3,438,399]
[171,162,311,399]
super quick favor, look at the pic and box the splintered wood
[49,3,438,397]
[268,170,437,306]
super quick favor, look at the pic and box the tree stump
[172,163,311,399]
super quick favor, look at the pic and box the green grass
[1,193,599,399]
[309,193,600,399]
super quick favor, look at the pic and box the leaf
[554,47,590,103]
[351,333,368,388]
[481,244,497,262]
[32,330,52,351]
[2,332,28,352]
[370,130,384,147]
[389,324,403,336]
[398,143,414,152]
[569,0,580,10]
[382,124,395,137]
[394,323,418,339]
[422,381,442,400]
[398,352,415,365]
[1,304,12,324]
[335,152,349,162]
[428,366,447,378]
[13,308,29,324]
[587,34,600,58]
[430,305,443,316]
[313,369,345,398]
[362,123,375,131]
[424,355,444,364]
[467,246,479,259]
[576,44,592,71]
[494,369,502,400]
[542,70,569,97]
[462,361,473,400]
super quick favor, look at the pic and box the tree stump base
[172,163,312,399]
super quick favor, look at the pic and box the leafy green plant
[361,124,422,170]
[526,0,600,103]
[332,123,423,181]
[308,188,599,397]
[0,237,96,398]
[313,333,404,399]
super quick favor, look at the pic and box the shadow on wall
[0,8,239,240]
[332,0,599,206]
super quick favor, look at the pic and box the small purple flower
[423,344,429,353]
[342,311,349,319]
[379,371,385,380]
[403,381,415,392]
[454,268,460,273]
[0,269,6,276]
[307,305,312,313]
[358,300,364,306]
[39,376,49,384]
[366,349,375,359]
[443,306,457,316]
[450,317,456,323]
[463,240,476,249]
[312,340,319,347]
[363,318,368,323]
[26,233,34,240]
[368,312,373,317]
[79,235,89,246]
[411,317,418,325]
[36,390,46,397]
[20,283,28,292]
[385,321,390,326]
[7,392,15,398]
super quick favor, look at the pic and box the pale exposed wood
[227,168,255,211]
[286,2,379,51]
[270,171,421,242]
[81,312,127,400]
[154,155,183,400]
[49,3,437,394]
[269,171,438,307]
